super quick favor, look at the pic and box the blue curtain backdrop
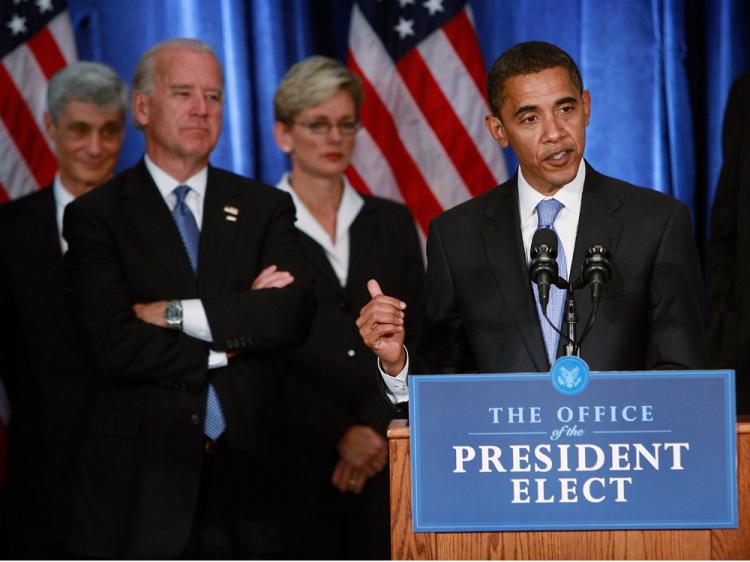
[67,0,750,245]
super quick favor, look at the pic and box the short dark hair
[486,41,583,116]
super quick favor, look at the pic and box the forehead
[153,47,222,87]
[501,66,580,113]
[59,99,124,123]
[298,89,355,117]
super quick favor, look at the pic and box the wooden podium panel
[388,417,750,560]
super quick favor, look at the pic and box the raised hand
[355,279,407,375]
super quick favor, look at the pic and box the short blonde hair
[274,56,362,125]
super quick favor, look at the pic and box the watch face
[165,301,182,326]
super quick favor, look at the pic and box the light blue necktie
[532,198,567,367]
[172,185,226,440]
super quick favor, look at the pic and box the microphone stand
[563,289,579,357]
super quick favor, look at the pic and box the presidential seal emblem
[551,355,590,395]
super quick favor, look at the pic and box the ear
[484,114,510,148]
[582,89,591,127]
[132,90,150,128]
[273,121,293,154]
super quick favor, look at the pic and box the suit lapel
[35,188,75,344]
[299,232,343,292]
[566,163,623,349]
[197,167,242,296]
[346,200,376,291]
[122,160,196,295]
[480,180,549,371]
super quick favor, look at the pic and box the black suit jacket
[61,161,316,559]
[415,162,705,377]
[282,195,423,520]
[0,187,92,558]
[709,73,750,413]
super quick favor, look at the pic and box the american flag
[0,0,77,204]
[345,0,507,237]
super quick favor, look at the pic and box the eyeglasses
[293,120,360,136]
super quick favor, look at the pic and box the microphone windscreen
[531,228,558,257]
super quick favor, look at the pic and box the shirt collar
[276,172,364,246]
[518,159,586,225]
[53,173,76,211]
[144,154,208,200]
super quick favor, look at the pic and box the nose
[327,125,343,143]
[541,115,565,143]
[86,131,103,156]
[191,93,208,116]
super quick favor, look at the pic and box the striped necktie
[172,185,226,440]
[533,198,567,366]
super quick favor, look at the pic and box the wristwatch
[165,300,183,331]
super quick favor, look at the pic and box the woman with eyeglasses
[272,56,424,559]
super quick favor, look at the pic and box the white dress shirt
[144,155,227,368]
[381,160,586,403]
[53,174,76,254]
[276,172,364,286]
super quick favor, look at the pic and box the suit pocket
[87,409,140,438]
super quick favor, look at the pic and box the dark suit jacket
[0,187,92,558]
[415,162,705,377]
[282,195,423,524]
[709,73,750,414]
[61,160,316,559]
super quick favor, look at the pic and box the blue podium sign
[408,364,737,532]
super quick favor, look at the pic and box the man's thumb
[367,279,383,298]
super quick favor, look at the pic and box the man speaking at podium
[357,41,705,406]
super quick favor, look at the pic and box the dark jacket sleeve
[63,200,209,388]
[202,192,317,353]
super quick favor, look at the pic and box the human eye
[308,121,331,134]
[338,120,359,134]
[100,123,122,140]
[67,122,89,138]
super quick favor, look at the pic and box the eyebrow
[513,96,579,119]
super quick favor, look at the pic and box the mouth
[544,149,573,167]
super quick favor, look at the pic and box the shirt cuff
[208,349,228,369]
[181,299,213,342]
[378,346,410,404]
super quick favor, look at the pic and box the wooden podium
[388,417,750,560]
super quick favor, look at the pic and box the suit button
[191,414,200,426]
[347,349,356,358]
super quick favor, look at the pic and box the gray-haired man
[0,61,127,558]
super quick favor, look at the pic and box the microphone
[581,240,612,308]
[529,228,559,314]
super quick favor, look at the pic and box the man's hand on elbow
[251,264,294,290]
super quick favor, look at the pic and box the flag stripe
[396,47,497,198]
[348,6,473,212]
[0,118,40,199]
[27,27,67,80]
[442,8,489,104]
[3,44,52,139]
[417,28,507,185]
[48,11,78,64]
[349,128,405,204]
[0,64,57,188]
[349,52,442,234]
[345,165,372,196]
